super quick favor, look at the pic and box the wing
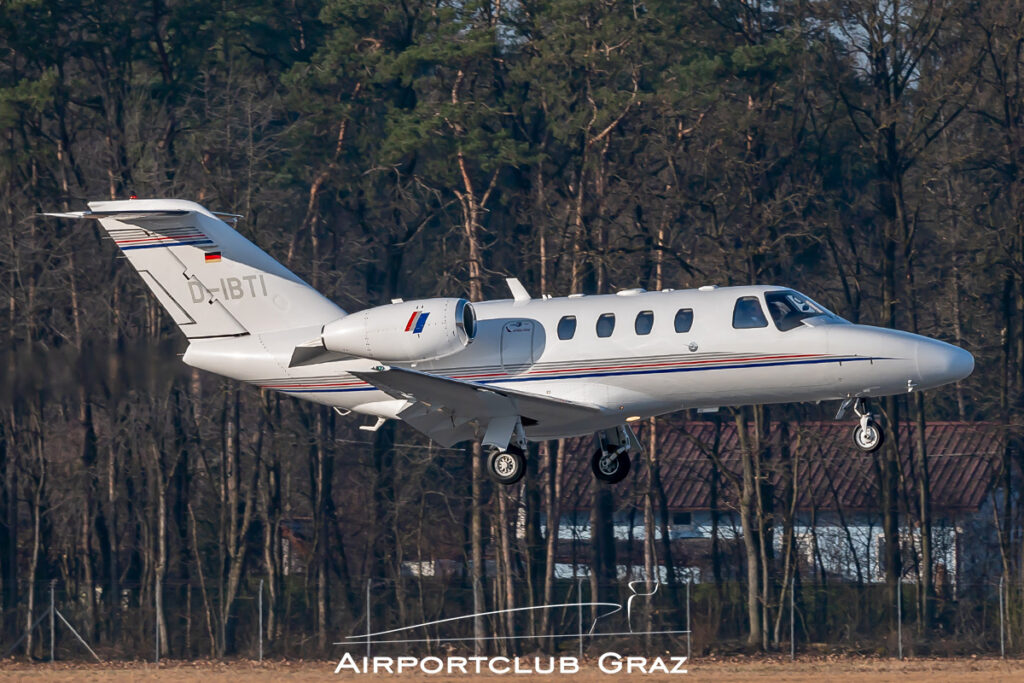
[350,366,602,447]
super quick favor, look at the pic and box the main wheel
[591,449,631,484]
[487,447,526,485]
[853,419,884,452]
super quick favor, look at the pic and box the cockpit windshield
[764,290,841,331]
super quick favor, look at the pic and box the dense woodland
[2,0,1024,659]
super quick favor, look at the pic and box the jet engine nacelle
[321,298,477,362]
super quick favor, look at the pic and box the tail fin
[47,199,344,338]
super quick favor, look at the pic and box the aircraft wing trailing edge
[350,366,602,447]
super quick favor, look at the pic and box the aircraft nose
[915,338,974,388]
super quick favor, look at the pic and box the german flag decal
[205,251,222,263]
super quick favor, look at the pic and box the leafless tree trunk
[189,503,216,656]
[540,440,562,644]
[498,491,516,651]
[155,446,169,656]
[218,388,258,656]
[470,442,486,653]
[734,409,762,648]
[773,426,799,645]
[23,404,45,657]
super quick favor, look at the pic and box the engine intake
[321,298,476,362]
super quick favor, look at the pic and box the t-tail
[46,199,345,339]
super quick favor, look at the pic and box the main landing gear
[483,421,642,486]
[484,416,529,486]
[486,445,526,485]
[839,398,885,453]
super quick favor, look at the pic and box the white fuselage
[183,285,974,440]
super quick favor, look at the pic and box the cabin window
[634,310,654,335]
[557,315,577,340]
[732,296,769,329]
[674,308,693,333]
[672,512,692,526]
[596,313,616,338]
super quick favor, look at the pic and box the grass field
[0,657,1020,682]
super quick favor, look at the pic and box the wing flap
[350,366,602,446]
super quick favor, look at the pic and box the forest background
[2,0,1024,661]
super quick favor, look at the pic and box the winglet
[506,277,530,302]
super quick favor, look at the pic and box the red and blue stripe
[404,311,430,333]
[259,353,879,394]
[112,227,214,251]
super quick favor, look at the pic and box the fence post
[686,578,691,663]
[366,578,372,660]
[790,580,795,661]
[258,578,264,663]
[999,576,1005,660]
[577,578,583,660]
[50,581,55,663]
[897,579,903,661]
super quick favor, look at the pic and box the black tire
[853,419,884,452]
[487,447,526,485]
[591,449,631,484]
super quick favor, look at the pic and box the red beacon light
[129,194,137,200]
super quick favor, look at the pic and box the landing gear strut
[842,398,884,453]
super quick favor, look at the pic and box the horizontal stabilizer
[43,209,190,221]
[288,339,357,367]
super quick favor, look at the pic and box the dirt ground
[0,657,1021,682]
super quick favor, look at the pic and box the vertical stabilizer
[47,199,345,338]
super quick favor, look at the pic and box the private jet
[45,200,974,485]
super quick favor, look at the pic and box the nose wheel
[853,417,884,452]
[846,399,884,453]
[590,425,639,484]
[592,448,631,483]
[486,445,526,485]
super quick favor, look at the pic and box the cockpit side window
[764,290,830,331]
[732,296,769,329]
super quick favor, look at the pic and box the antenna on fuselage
[506,278,531,302]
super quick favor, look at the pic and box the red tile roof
[556,421,1005,514]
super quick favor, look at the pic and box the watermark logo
[334,580,688,675]
[333,652,687,675]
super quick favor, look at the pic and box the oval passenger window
[674,308,693,333]
[635,310,654,335]
[557,315,577,340]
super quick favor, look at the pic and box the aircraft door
[500,320,535,373]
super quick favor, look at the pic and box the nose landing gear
[591,425,641,484]
[592,447,631,483]
[853,416,884,452]
[840,398,885,453]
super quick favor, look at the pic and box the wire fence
[0,576,1021,661]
